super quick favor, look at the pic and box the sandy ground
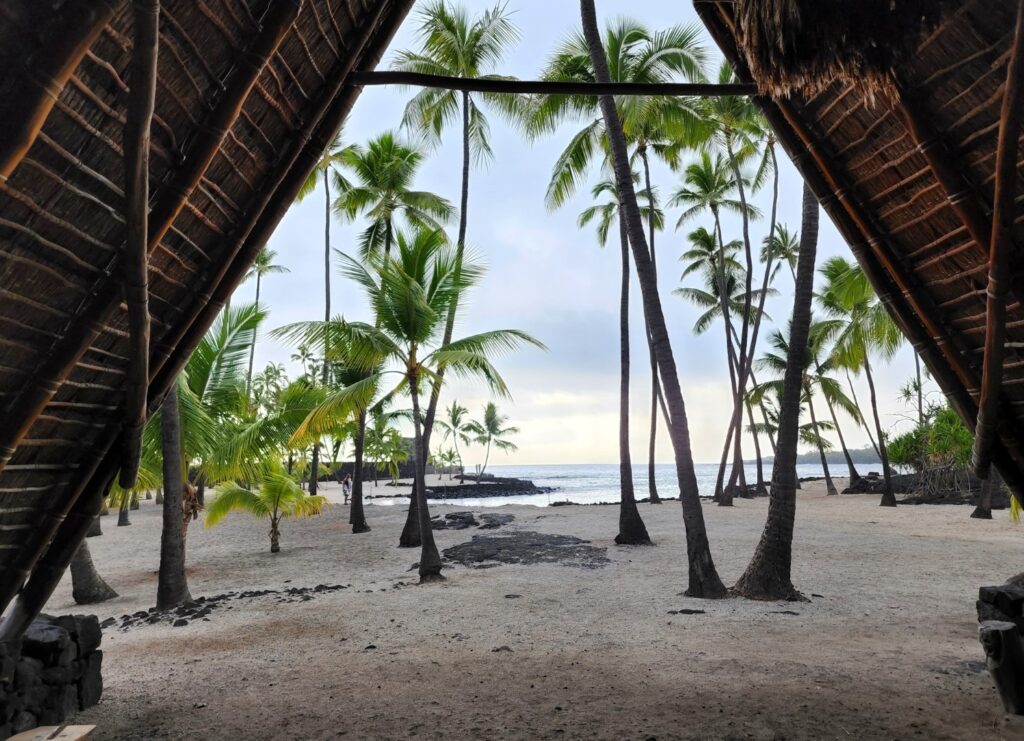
[44,478,1024,740]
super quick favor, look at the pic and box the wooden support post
[980,620,1024,715]
[0,0,119,181]
[119,0,160,489]
[973,0,1024,478]
[0,0,302,475]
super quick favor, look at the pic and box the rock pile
[0,614,103,737]
[430,512,515,531]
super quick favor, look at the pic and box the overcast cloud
[237,1,930,467]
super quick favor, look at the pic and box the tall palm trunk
[806,386,838,496]
[733,182,819,600]
[581,0,724,597]
[822,386,861,485]
[639,146,662,504]
[864,356,896,506]
[914,354,924,425]
[616,218,651,544]
[246,274,261,395]
[71,540,117,605]
[157,383,192,609]
[350,409,370,533]
[746,401,768,495]
[403,90,474,548]
[117,497,131,526]
[409,365,443,581]
[971,471,998,519]
[713,213,739,501]
[846,369,881,458]
[310,169,333,500]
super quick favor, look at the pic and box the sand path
[48,480,1023,740]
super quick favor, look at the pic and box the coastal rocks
[0,615,104,737]
[442,531,609,570]
[105,583,351,632]
[428,476,556,500]
[430,513,515,531]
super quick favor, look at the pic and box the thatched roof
[696,0,1024,494]
[0,0,414,609]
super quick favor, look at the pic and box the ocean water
[401,462,833,508]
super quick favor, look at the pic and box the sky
[236,0,935,468]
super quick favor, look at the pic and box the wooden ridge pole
[972,0,1024,478]
[350,70,757,97]
[119,0,160,489]
[693,0,1024,500]
[0,0,120,181]
[0,0,302,475]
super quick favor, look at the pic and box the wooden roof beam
[349,70,757,97]
[0,0,302,480]
[0,0,119,182]
[973,0,1024,478]
[0,0,303,616]
[119,0,160,491]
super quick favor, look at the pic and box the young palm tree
[734,182,819,600]
[579,0,724,597]
[466,402,520,483]
[245,247,289,394]
[579,177,661,542]
[280,230,543,580]
[436,401,473,476]
[532,17,709,504]
[205,465,329,553]
[334,131,454,259]
[818,256,903,506]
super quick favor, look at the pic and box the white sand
[46,480,1023,740]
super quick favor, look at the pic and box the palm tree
[436,401,473,476]
[671,153,759,502]
[733,182,820,600]
[333,131,454,259]
[205,465,328,553]
[245,247,289,394]
[579,177,661,542]
[578,0,724,597]
[818,256,903,506]
[157,382,191,609]
[70,540,118,605]
[393,2,524,546]
[466,402,520,483]
[531,17,709,504]
[279,230,543,581]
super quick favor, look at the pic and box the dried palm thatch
[731,0,958,98]
[696,0,1024,499]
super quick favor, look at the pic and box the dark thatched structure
[0,0,416,632]
[696,0,1024,494]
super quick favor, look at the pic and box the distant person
[342,474,352,505]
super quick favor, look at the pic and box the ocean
[404,462,835,508]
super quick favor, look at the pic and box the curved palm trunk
[734,182,819,600]
[864,356,896,506]
[639,147,662,504]
[845,370,881,458]
[713,213,739,503]
[402,91,474,547]
[581,0,723,597]
[409,367,443,581]
[822,387,861,485]
[71,540,118,605]
[972,471,999,519]
[350,409,370,533]
[806,386,838,496]
[157,383,192,609]
[616,218,651,544]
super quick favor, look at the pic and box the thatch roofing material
[696,0,1024,495]
[0,0,415,613]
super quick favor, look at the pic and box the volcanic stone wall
[0,615,103,738]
